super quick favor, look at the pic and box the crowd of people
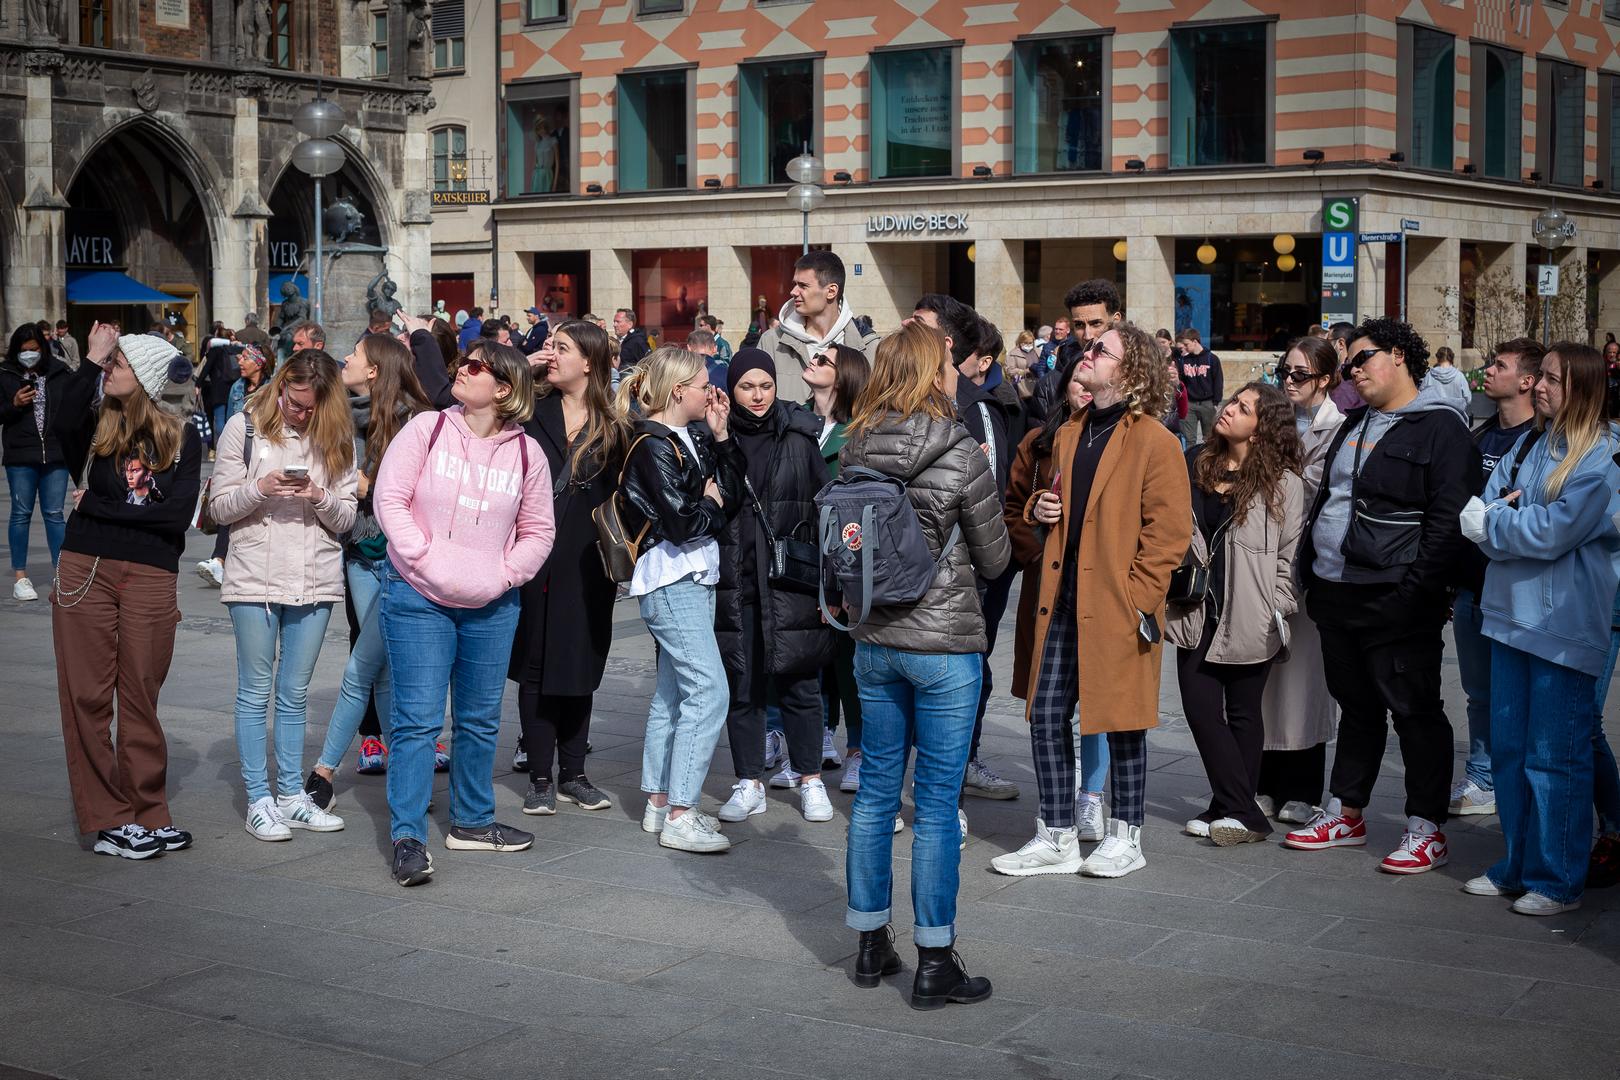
[6,246,1619,1010]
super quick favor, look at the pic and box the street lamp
[292,95,348,324]
[785,146,823,255]
[1532,205,1576,346]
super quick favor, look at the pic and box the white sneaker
[1080,818,1146,878]
[799,777,834,822]
[1277,801,1316,825]
[769,765,803,789]
[1209,817,1268,847]
[990,819,1082,876]
[718,780,767,822]
[245,796,291,841]
[1463,875,1517,897]
[1511,891,1580,916]
[763,730,788,771]
[1076,792,1105,841]
[659,809,731,853]
[644,801,721,833]
[841,751,861,793]
[821,730,842,769]
[12,577,37,602]
[894,815,906,833]
[1449,778,1497,816]
[958,808,968,851]
[195,558,224,588]
[277,792,344,832]
[1184,818,1211,838]
[962,758,1020,800]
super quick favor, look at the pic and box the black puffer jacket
[839,411,1012,654]
[716,402,834,681]
[0,351,101,475]
[619,418,745,551]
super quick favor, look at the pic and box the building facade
[436,0,1620,359]
[1,0,436,356]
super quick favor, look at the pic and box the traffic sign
[1538,264,1560,297]
[1360,232,1402,244]
[1401,218,1421,232]
[1321,196,1359,325]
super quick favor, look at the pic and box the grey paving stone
[263,844,598,915]
[1504,979,1620,1034]
[430,1022,816,1079]
[0,919,212,997]
[0,974,209,1075]
[60,1020,453,1080]
[1,873,143,928]
[119,963,516,1064]
[531,844,846,913]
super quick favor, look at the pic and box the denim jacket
[1477,426,1620,676]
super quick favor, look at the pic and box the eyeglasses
[811,352,835,368]
[459,358,512,386]
[1274,364,1318,386]
[1346,347,1381,370]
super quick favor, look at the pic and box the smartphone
[1050,470,1062,497]
[284,465,310,481]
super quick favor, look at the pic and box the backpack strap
[426,412,447,453]
[243,418,255,467]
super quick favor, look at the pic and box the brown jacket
[1020,410,1192,733]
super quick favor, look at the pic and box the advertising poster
[1174,274,1211,343]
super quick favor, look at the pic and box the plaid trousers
[1030,587,1149,829]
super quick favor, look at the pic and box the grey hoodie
[756,299,880,406]
[1311,379,1469,583]
[1423,364,1473,414]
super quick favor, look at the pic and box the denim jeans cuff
[451,818,495,830]
[391,829,426,844]
[845,906,892,933]
[912,923,956,948]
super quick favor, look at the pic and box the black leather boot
[853,926,902,988]
[910,945,992,1010]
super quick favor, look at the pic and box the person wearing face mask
[209,350,359,842]
[711,349,837,825]
[1,322,103,602]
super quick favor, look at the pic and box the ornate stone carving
[24,0,63,42]
[23,49,64,78]
[133,71,159,111]
[232,73,269,98]
[186,71,236,97]
[236,0,269,65]
[404,91,436,115]
[59,56,103,85]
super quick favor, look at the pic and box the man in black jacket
[519,307,550,354]
[1028,279,1122,425]
[614,308,650,370]
[1285,317,1480,876]
[1173,327,1223,443]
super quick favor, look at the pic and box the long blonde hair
[91,382,184,469]
[846,321,955,439]
[615,344,703,418]
[248,349,355,479]
[1542,342,1610,501]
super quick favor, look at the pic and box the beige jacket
[1167,470,1304,665]
[210,410,358,606]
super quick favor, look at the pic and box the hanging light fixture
[1276,253,1297,273]
[1112,239,1128,262]
[966,243,977,263]
[1196,240,1217,265]
[1273,233,1296,256]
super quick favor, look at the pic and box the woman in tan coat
[991,324,1190,880]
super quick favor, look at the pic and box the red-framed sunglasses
[459,357,512,385]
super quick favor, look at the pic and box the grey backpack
[814,466,959,632]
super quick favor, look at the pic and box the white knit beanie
[117,333,187,402]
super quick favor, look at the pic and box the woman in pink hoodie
[373,340,555,887]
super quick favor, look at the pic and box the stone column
[1406,235,1461,352]
[974,237,1023,337]
[215,74,271,325]
[838,240,917,334]
[396,90,436,315]
[12,50,68,323]
[1355,239,1388,321]
[706,245,750,332]
[592,247,633,320]
[1124,234,1174,333]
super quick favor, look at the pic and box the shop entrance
[532,250,590,321]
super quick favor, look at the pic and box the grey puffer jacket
[839,411,1012,654]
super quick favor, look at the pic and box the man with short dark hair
[367,309,393,335]
[1027,279,1122,425]
[614,308,649,368]
[457,306,485,354]
[698,314,732,363]
[757,250,880,405]
[1173,327,1223,444]
[54,319,79,370]
[520,306,550,354]
[236,311,271,356]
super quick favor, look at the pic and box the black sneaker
[93,824,163,860]
[150,825,192,851]
[513,738,530,773]
[558,776,612,811]
[445,822,534,852]
[522,778,557,816]
[303,770,336,812]
[391,838,434,886]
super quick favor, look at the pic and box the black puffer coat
[716,401,834,685]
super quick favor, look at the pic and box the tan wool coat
[1020,410,1193,733]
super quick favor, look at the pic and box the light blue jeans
[6,464,68,572]
[1453,590,1494,791]
[1074,727,1110,793]
[229,602,335,802]
[638,576,728,809]
[379,561,519,844]
[316,560,389,771]
[846,643,981,948]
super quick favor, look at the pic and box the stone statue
[404,0,433,79]
[25,0,63,41]
[235,0,269,65]
[277,280,308,357]
[366,271,402,321]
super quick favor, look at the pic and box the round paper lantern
[1113,239,1128,262]
[1196,242,1217,265]
[1277,253,1297,272]
[1273,233,1296,256]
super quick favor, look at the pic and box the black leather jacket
[619,418,745,550]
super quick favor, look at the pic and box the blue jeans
[846,644,981,948]
[1453,590,1494,791]
[1488,641,1597,903]
[211,404,227,450]
[638,576,728,808]
[316,560,390,771]
[1594,620,1620,835]
[1075,728,1110,793]
[229,602,335,802]
[380,562,519,843]
[6,464,68,572]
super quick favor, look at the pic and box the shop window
[1472,45,1522,179]
[871,48,955,180]
[1169,21,1270,168]
[1172,236,1321,351]
[77,0,111,47]
[432,127,468,192]
[269,0,295,69]
[618,70,690,192]
[1609,0,1620,19]
[1605,74,1620,191]
[640,0,682,13]
[1399,25,1454,171]
[1013,35,1105,174]
[526,0,565,22]
[631,248,708,344]
[506,82,573,196]
[432,0,465,72]
[739,59,816,187]
[1538,58,1586,187]
[370,10,389,79]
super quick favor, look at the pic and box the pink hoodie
[374,407,555,609]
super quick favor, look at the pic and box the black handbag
[744,475,820,595]
[1167,504,1233,607]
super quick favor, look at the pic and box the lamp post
[1532,205,1576,346]
[291,95,347,324]
[785,147,824,255]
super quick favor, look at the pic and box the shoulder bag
[1167,498,1234,608]
[194,419,254,535]
[592,432,681,584]
[743,474,820,595]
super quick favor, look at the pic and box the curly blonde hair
[1108,323,1175,420]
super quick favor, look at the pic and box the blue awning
[269,273,308,303]
[66,270,184,305]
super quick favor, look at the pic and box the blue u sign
[1324,233,1353,266]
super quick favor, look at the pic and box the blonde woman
[210,350,358,841]
[615,345,745,853]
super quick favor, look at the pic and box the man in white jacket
[756,251,880,406]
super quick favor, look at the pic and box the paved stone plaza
[0,524,1616,1080]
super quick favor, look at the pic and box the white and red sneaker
[1282,800,1368,850]
[1379,818,1448,875]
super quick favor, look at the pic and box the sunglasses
[459,357,512,385]
[1346,347,1381,370]
[1274,364,1318,386]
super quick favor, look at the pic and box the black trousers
[727,603,822,780]
[822,633,862,749]
[1177,624,1273,834]
[1313,584,1451,825]
[517,687,592,783]
[969,565,1017,762]
[1258,744,1327,807]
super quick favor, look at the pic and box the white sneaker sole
[558,791,612,811]
[718,801,766,823]
[1210,822,1268,847]
[522,802,557,816]
[245,823,291,842]
[1378,853,1447,875]
[1463,876,1514,897]
[800,804,834,823]
[769,774,802,789]
[93,839,161,859]
[194,565,222,588]
[283,816,344,833]
[1512,896,1580,916]
[1081,854,1146,878]
[642,809,667,833]
[1450,801,1497,816]
[658,830,731,853]
[841,778,859,793]
[989,856,1082,877]
[445,834,533,852]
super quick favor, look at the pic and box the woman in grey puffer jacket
[838,321,1010,1011]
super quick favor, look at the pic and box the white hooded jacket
[756,299,880,405]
